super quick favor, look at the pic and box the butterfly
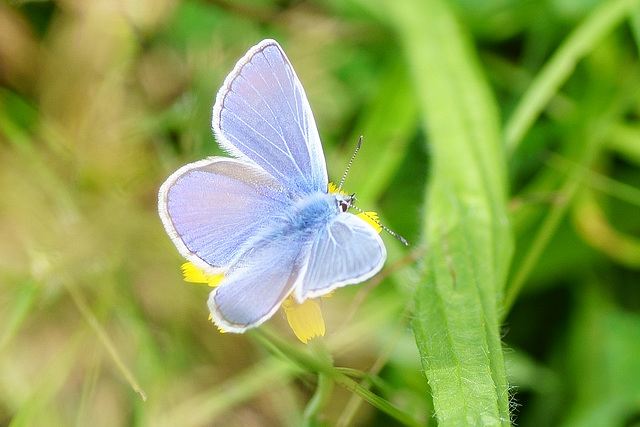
[158,39,386,333]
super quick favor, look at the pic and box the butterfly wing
[212,39,328,195]
[209,228,311,332]
[158,157,292,273]
[295,213,387,301]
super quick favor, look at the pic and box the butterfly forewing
[213,39,328,195]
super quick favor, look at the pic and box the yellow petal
[206,275,224,287]
[357,211,382,234]
[207,314,227,333]
[328,182,348,195]
[282,297,325,343]
[181,262,208,283]
[181,262,223,287]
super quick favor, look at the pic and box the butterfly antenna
[351,204,410,246]
[338,136,363,191]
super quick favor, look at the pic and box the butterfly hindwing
[296,213,386,300]
[209,223,311,332]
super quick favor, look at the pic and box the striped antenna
[338,136,363,191]
[338,135,409,246]
[351,205,410,246]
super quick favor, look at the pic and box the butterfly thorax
[285,192,342,234]
[227,192,342,264]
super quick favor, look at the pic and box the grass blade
[504,0,640,155]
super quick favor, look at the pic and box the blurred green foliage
[1,0,640,425]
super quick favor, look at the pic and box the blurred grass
[1,0,640,426]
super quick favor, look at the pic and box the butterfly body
[225,192,342,279]
[159,40,386,333]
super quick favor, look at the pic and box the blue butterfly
[158,39,386,333]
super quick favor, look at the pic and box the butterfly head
[336,193,356,213]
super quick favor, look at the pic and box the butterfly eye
[337,194,356,213]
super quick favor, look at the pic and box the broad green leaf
[384,0,514,424]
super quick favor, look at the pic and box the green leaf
[384,0,514,424]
